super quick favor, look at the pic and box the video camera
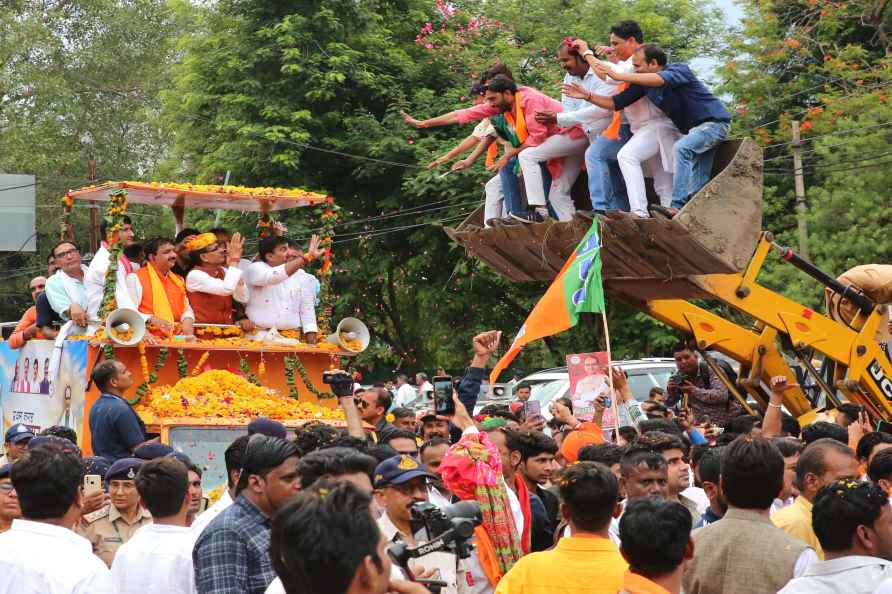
[388,501,482,594]
[322,370,354,398]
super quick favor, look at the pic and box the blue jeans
[500,158,553,216]
[585,124,632,212]
[671,121,730,208]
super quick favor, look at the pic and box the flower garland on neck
[98,189,128,320]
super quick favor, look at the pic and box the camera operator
[270,480,429,594]
[666,342,740,427]
[374,455,468,594]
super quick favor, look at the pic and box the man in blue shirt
[566,44,732,214]
[88,360,150,462]
[193,435,301,594]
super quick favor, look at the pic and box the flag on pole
[490,222,605,384]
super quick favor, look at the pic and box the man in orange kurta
[125,237,195,338]
[8,276,47,349]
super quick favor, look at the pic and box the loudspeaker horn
[104,308,146,346]
[326,317,370,353]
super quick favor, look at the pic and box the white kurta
[110,523,195,594]
[185,266,249,304]
[85,246,141,319]
[0,519,112,594]
[245,262,316,331]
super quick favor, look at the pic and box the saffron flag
[490,223,605,384]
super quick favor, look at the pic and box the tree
[0,0,186,323]
[163,0,725,373]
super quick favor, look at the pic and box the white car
[518,358,679,424]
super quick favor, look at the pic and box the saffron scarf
[439,431,524,581]
[486,92,529,170]
[137,263,186,324]
[601,83,629,140]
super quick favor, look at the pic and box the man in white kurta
[246,236,324,342]
[85,217,140,321]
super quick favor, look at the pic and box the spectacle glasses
[0,483,14,493]
[30,285,45,292]
[355,398,368,409]
[54,248,80,259]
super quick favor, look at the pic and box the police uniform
[77,458,152,567]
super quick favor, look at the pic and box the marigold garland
[192,351,210,376]
[239,356,260,386]
[258,359,267,383]
[134,346,169,403]
[134,369,345,421]
[314,196,340,334]
[177,349,187,379]
[60,193,74,239]
[98,189,128,320]
[291,356,336,400]
[283,356,299,400]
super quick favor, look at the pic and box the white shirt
[111,523,195,594]
[190,490,233,539]
[245,261,315,330]
[0,518,112,594]
[185,266,249,304]
[85,245,140,319]
[395,383,417,408]
[557,67,616,136]
[779,555,892,593]
[290,269,318,333]
[419,380,434,397]
[264,579,286,594]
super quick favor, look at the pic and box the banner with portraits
[0,339,89,445]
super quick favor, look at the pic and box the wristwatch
[581,50,594,59]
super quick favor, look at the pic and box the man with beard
[402,75,577,223]
[86,215,141,321]
[507,431,559,552]
[126,237,196,339]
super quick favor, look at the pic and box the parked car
[520,358,679,424]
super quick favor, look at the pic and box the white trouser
[617,126,674,217]
[517,134,588,221]
[484,174,506,223]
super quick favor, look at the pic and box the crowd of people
[3,326,892,594]
[403,20,730,225]
[7,218,324,351]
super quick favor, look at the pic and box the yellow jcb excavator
[446,139,892,424]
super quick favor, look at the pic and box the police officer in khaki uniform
[77,457,152,567]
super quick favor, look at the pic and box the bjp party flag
[490,223,605,383]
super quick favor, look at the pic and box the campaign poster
[566,352,611,424]
[0,339,90,445]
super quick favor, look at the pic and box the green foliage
[718,0,892,308]
[160,0,723,372]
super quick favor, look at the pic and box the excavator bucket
[445,138,763,302]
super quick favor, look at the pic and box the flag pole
[601,309,621,441]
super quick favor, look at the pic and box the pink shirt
[454,86,582,147]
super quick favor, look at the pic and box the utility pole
[791,120,809,260]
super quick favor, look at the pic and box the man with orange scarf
[403,76,574,223]
[126,237,195,338]
[440,397,525,592]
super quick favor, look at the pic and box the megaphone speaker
[105,308,147,346]
[326,317,370,353]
